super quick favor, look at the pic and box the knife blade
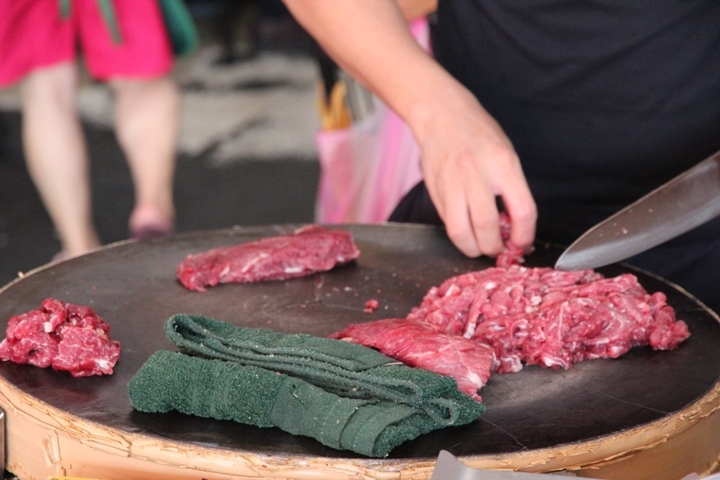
[430,450,598,479]
[554,149,720,271]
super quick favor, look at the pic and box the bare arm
[284,0,537,256]
[396,0,437,20]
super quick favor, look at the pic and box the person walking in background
[0,0,180,259]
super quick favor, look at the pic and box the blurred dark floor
[0,3,321,290]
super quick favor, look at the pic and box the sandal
[131,223,174,241]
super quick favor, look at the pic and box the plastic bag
[314,18,429,224]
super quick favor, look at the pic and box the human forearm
[396,0,437,21]
[284,0,537,256]
[283,0,445,128]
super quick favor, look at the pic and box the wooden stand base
[3,377,718,480]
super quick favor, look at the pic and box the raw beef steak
[177,225,361,291]
[330,318,497,401]
[0,298,121,377]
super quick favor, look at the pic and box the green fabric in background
[97,0,121,44]
[128,351,484,458]
[58,0,121,44]
[58,0,198,56]
[158,0,198,57]
[165,314,474,424]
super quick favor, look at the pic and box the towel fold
[128,315,485,457]
[128,350,484,457]
[165,314,477,423]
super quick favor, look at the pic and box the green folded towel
[129,350,484,457]
[165,314,474,423]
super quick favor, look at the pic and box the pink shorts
[0,0,174,88]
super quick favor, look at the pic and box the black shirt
[431,0,720,241]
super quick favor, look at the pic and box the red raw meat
[330,318,496,401]
[0,298,121,377]
[363,298,379,313]
[177,225,361,291]
[331,213,690,400]
[408,266,690,374]
[496,213,528,267]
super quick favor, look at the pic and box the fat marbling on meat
[330,318,497,401]
[407,266,690,375]
[177,225,361,291]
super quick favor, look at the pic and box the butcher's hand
[282,0,536,257]
[408,84,537,258]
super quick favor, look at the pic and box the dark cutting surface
[0,223,719,461]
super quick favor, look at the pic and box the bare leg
[109,77,179,238]
[21,62,101,258]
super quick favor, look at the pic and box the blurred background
[0,0,323,287]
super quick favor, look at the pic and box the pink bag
[315,18,429,224]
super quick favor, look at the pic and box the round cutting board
[0,224,718,480]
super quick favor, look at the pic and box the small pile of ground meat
[177,225,361,291]
[0,298,121,377]
[331,214,690,400]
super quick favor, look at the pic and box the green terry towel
[165,314,477,423]
[129,350,484,457]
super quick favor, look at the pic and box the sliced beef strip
[176,225,361,291]
[330,318,497,401]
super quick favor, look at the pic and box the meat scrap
[0,298,121,377]
[177,225,361,291]
[363,298,379,313]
